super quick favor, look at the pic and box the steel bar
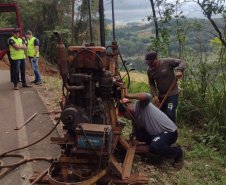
[110,156,122,178]
[121,141,136,179]
[112,0,115,41]
[88,0,93,42]
[71,0,75,45]
[158,78,178,109]
[30,169,48,185]
[14,112,37,130]
[99,0,105,47]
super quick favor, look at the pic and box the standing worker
[144,51,186,123]
[8,28,29,90]
[118,88,185,168]
[24,30,42,85]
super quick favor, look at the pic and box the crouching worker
[118,88,185,168]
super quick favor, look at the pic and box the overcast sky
[104,0,152,25]
[103,0,222,25]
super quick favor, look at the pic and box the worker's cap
[12,28,20,33]
[118,98,132,117]
[25,30,32,35]
[144,51,157,65]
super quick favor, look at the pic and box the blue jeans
[159,94,178,123]
[136,129,182,159]
[29,57,41,82]
[9,58,14,82]
[12,59,26,84]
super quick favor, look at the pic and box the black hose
[0,117,61,158]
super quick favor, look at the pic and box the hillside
[106,18,225,73]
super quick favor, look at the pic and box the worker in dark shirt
[118,87,185,168]
[8,28,29,90]
[24,30,42,85]
[145,51,186,123]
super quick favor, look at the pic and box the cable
[118,48,131,87]
[69,126,107,180]
[0,154,53,179]
[79,124,100,156]
[0,116,60,180]
[0,117,61,158]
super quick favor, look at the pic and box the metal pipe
[88,0,93,42]
[54,31,86,91]
[111,0,115,41]
[99,0,105,47]
[158,78,178,109]
[71,0,75,45]
[53,31,68,80]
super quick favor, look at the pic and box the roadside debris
[42,110,61,114]
[14,113,37,130]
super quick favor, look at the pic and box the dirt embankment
[0,54,59,77]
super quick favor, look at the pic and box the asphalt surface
[0,70,61,185]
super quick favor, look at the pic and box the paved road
[0,70,61,185]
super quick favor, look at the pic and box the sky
[104,0,152,25]
[103,0,223,25]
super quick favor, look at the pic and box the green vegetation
[124,78,226,185]
[106,18,225,73]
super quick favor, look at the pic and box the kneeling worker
[118,88,184,168]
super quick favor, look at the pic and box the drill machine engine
[48,32,128,184]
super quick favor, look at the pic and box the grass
[38,74,226,185]
[136,27,155,38]
[119,118,226,185]
[37,75,62,110]
[120,71,148,83]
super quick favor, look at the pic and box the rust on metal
[121,141,136,180]
[48,166,108,185]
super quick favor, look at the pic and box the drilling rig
[48,1,148,184]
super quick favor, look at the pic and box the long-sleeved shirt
[132,93,177,136]
[147,58,186,98]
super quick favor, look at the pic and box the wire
[69,126,107,180]
[118,47,131,87]
[0,117,61,158]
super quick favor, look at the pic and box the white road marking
[14,90,33,185]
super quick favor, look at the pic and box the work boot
[31,80,37,83]
[22,82,31,87]
[173,150,185,168]
[14,83,19,90]
[35,81,42,85]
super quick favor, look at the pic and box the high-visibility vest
[27,37,39,57]
[8,37,26,60]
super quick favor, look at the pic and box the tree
[74,0,100,45]
[149,0,159,39]
[195,0,226,48]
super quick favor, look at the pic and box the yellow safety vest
[27,37,39,57]
[8,37,26,60]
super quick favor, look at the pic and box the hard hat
[118,98,132,117]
